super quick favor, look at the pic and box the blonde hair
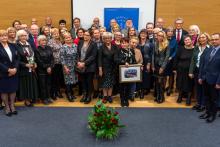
[0,30,8,37]
[112,23,120,34]
[99,27,106,32]
[158,31,168,51]
[63,32,72,39]
[41,26,49,35]
[7,27,16,34]
[60,27,68,32]
[130,36,139,43]
[196,32,212,47]
[37,35,47,46]
[51,28,59,36]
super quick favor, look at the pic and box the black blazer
[35,46,54,75]
[173,29,188,46]
[152,41,171,70]
[17,42,36,76]
[27,34,37,48]
[98,43,117,86]
[0,43,20,78]
[76,40,98,73]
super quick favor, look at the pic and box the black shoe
[99,91,103,99]
[84,91,92,104]
[56,92,63,98]
[206,116,215,123]
[93,90,98,99]
[6,112,12,117]
[130,96,134,102]
[30,99,36,104]
[177,95,182,103]
[25,102,33,107]
[43,100,49,105]
[186,97,191,106]
[71,95,76,99]
[121,97,124,107]
[154,83,160,102]
[196,106,205,112]
[192,104,200,110]
[80,94,87,102]
[140,88,144,99]
[199,113,210,119]
[52,93,57,100]
[108,96,113,103]
[47,99,53,103]
[167,91,171,96]
[11,110,18,115]
[124,99,129,107]
[135,88,140,98]
[67,95,74,102]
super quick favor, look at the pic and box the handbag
[74,40,91,73]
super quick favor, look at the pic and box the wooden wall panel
[156,0,220,36]
[0,0,72,30]
[0,0,219,36]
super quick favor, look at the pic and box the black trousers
[51,64,62,93]
[202,80,219,117]
[80,72,94,92]
[38,74,51,101]
[119,83,131,100]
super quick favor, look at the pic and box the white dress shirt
[196,44,210,67]
[175,29,182,40]
[4,47,12,62]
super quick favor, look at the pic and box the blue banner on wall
[104,8,139,31]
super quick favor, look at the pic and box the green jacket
[189,45,212,74]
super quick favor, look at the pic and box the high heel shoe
[6,112,12,116]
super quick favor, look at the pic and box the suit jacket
[70,28,77,40]
[173,29,188,46]
[199,47,220,85]
[0,43,20,78]
[76,40,98,73]
[17,42,36,76]
[162,28,166,32]
[27,34,37,48]
[98,43,117,86]
[137,40,153,65]
[35,46,54,75]
[152,41,171,70]
[121,29,139,37]
[106,27,112,33]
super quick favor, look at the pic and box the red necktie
[177,30,180,43]
[34,36,38,47]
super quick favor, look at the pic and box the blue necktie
[209,48,216,61]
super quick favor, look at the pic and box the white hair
[102,32,112,42]
[37,35,47,46]
[153,28,161,32]
[30,24,39,29]
[189,25,200,35]
[156,18,164,23]
[16,30,28,40]
[113,31,122,40]
[175,18,184,23]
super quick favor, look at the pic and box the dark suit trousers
[80,72,94,92]
[51,64,62,92]
[119,83,131,100]
[38,74,51,101]
[202,80,219,116]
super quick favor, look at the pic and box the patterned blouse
[47,39,62,64]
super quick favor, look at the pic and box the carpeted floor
[0,107,220,147]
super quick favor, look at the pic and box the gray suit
[70,28,77,40]
[152,41,171,70]
[121,29,139,37]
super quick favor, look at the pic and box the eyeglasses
[175,23,183,25]
[78,32,83,34]
[211,39,220,41]
[158,35,164,37]
[140,33,147,35]
[104,38,111,40]
[84,35,90,37]
[46,19,51,21]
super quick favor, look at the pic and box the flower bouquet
[87,99,125,141]
[24,52,37,75]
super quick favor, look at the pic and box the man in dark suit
[173,18,188,46]
[146,22,154,39]
[106,19,116,33]
[121,19,139,37]
[27,25,39,48]
[156,18,166,32]
[70,17,81,40]
[28,18,40,35]
[198,33,220,123]
[88,17,101,30]
[39,17,54,35]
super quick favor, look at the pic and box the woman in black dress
[114,37,136,107]
[98,32,117,103]
[173,34,194,106]
[0,30,20,116]
[16,30,39,107]
[152,31,171,104]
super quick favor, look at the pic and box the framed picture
[119,64,142,83]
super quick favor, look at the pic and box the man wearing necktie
[173,18,188,47]
[198,33,220,123]
[27,25,39,48]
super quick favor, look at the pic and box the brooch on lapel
[15,51,17,55]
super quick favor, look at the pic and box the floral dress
[60,43,78,85]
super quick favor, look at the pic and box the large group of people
[0,16,220,123]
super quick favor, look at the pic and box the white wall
[72,0,155,31]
